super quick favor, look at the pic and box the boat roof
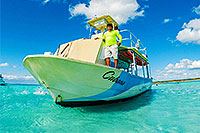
[118,45,148,62]
[87,15,118,31]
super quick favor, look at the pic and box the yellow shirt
[101,30,122,47]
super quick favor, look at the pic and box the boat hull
[56,89,151,107]
[23,55,152,106]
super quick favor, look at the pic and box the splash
[21,90,29,94]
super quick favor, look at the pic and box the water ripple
[0,81,200,132]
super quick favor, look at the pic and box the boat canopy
[87,15,118,31]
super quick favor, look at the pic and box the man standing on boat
[95,24,122,68]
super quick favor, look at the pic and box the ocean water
[0,81,200,132]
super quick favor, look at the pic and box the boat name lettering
[102,71,125,85]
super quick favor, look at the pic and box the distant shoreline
[153,78,200,84]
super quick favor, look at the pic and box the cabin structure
[54,15,151,79]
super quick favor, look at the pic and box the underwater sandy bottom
[0,81,200,132]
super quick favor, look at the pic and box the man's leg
[106,58,110,66]
[112,44,118,68]
[114,59,118,68]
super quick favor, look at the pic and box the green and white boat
[23,15,152,107]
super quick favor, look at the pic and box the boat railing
[120,29,147,56]
[119,29,151,79]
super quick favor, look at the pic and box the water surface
[0,81,200,132]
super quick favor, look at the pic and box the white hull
[23,55,152,106]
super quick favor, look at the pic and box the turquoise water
[0,81,200,132]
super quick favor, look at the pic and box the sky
[0,0,200,84]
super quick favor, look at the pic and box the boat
[0,74,6,86]
[23,15,152,107]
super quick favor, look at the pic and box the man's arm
[95,33,106,41]
[116,31,122,46]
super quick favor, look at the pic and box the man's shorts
[104,44,118,59]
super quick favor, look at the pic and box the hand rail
[120,29,147,56]
[120,29,145,48]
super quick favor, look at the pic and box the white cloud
[173,59,192,69]
[4,75,34,80]
[193,5,200,15]
[188,60,200,69]
[166,69,185,74]
[165,59,194,70]
[155,59,200,81]
[42,0,50,5]
[0,62,9,67]
[176,18,200,44]
[182,18,200,29]
[174,63,184,69]
[163,18,172,23]
[69,0,145,24]
[165,64,174,70]
[12,65,17,68]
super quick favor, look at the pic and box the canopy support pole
[146,63,150,78]
[133,52,138,76]
[89,26,92,39]
[142,58,145,78]
[149,63,152,78]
